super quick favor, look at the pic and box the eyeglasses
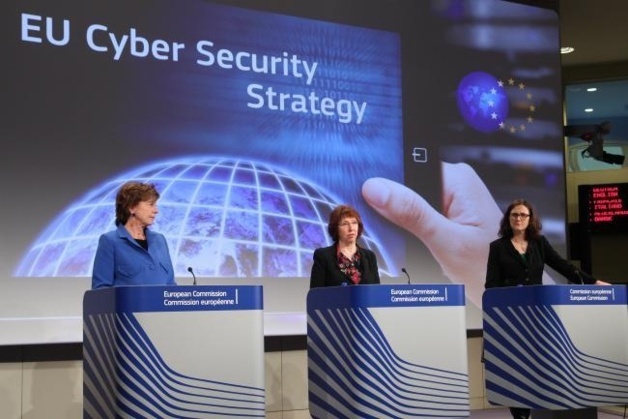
[510,212,530,219]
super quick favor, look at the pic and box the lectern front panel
[83,285,265,418]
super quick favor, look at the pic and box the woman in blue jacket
[92,182,176,289]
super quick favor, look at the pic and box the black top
[309,244,381,288]
[485,235,595,288]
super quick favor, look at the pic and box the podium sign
[483,285,628,410]
[83,285,265,418]
[307,284,469,418]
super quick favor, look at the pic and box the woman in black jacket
[485,198,607,419]
[310,204,380,288]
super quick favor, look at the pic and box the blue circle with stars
[457,71,509,133]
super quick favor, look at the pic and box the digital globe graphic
[457,71,509,133]
[15,156,393,279]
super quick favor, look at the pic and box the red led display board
[579,183,628,233]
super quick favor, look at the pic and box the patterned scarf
[337,247,362,284]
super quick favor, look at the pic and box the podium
[483,285,628,416]
[307,283,469,418]
[83,285,265,418]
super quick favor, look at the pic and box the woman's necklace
[511,238,527,254]
[126,224,146,240]
[339,245,357,259]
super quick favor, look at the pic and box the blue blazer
[92,225,176,289]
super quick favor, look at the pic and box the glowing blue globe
[457,71,509,133]
[15,156,392,278]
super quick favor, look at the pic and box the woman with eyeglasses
[484,198,607,419]
[309,204,381,288]
[485,198,607,290]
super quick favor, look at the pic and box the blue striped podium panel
[483,284,628,410]
[83,285,265,418]
[307,283,469,418]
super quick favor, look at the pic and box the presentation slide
[1,0,564,344]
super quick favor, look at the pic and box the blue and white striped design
[83,285,265,418]
[483,285,628,409]
[84,313,265,418]
[307,284,469,418]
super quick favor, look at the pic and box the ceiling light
[561,47,575,54]
[586,87,597,92]
[584,108,594,113]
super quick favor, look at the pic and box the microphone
[574,268,584,285]
[187,266,197,286]
[401,268,411,285]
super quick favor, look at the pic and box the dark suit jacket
[485,235,595,288]
[309,244,381,288]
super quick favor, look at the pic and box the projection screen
[1,0,565,344]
